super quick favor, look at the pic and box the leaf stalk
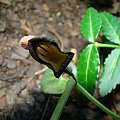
[95,42,120,48]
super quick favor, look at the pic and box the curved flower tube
[20,35,74,78]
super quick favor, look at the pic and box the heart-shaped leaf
[77,44,100,94]
[41,69,68,94]
[99,48,120,97]
[81,7,101,43]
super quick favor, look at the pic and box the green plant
[20,7,120,120]
[41,7,120,120]
[79,7,120,96]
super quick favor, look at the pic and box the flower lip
[28,37,47,64]
[28,36,74,78]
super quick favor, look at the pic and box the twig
[41,95,51,120]
[35,66,48,75]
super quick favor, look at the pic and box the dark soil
[0,0,120,120]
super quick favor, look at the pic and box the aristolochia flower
[20,35,74,78]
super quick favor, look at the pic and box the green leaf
[100,12,120,44]
[81,7,101,43]
[99,48,120,97]
[41,69,68,94]
[77,44,100,94]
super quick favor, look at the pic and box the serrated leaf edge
[100,12,120,44]
[81,7,101,43]
[99,48,120,96]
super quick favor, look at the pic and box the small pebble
[0,55,4,65]
[6,59,16,69]
[20,89,28,98]
[11,46,29,60]
[48,17,53,22]
[56,12,61,17]
[43,4,49,11]
[6,90,17,105]
[0,20,6,32]
[26,95,35,106]
[58,22,63,26]
[0,87,7,97]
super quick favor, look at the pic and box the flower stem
[66,70,120,120]
[50,77,75,120]
[75,83,120,120]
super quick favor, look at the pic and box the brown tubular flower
[20,36,74,78]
